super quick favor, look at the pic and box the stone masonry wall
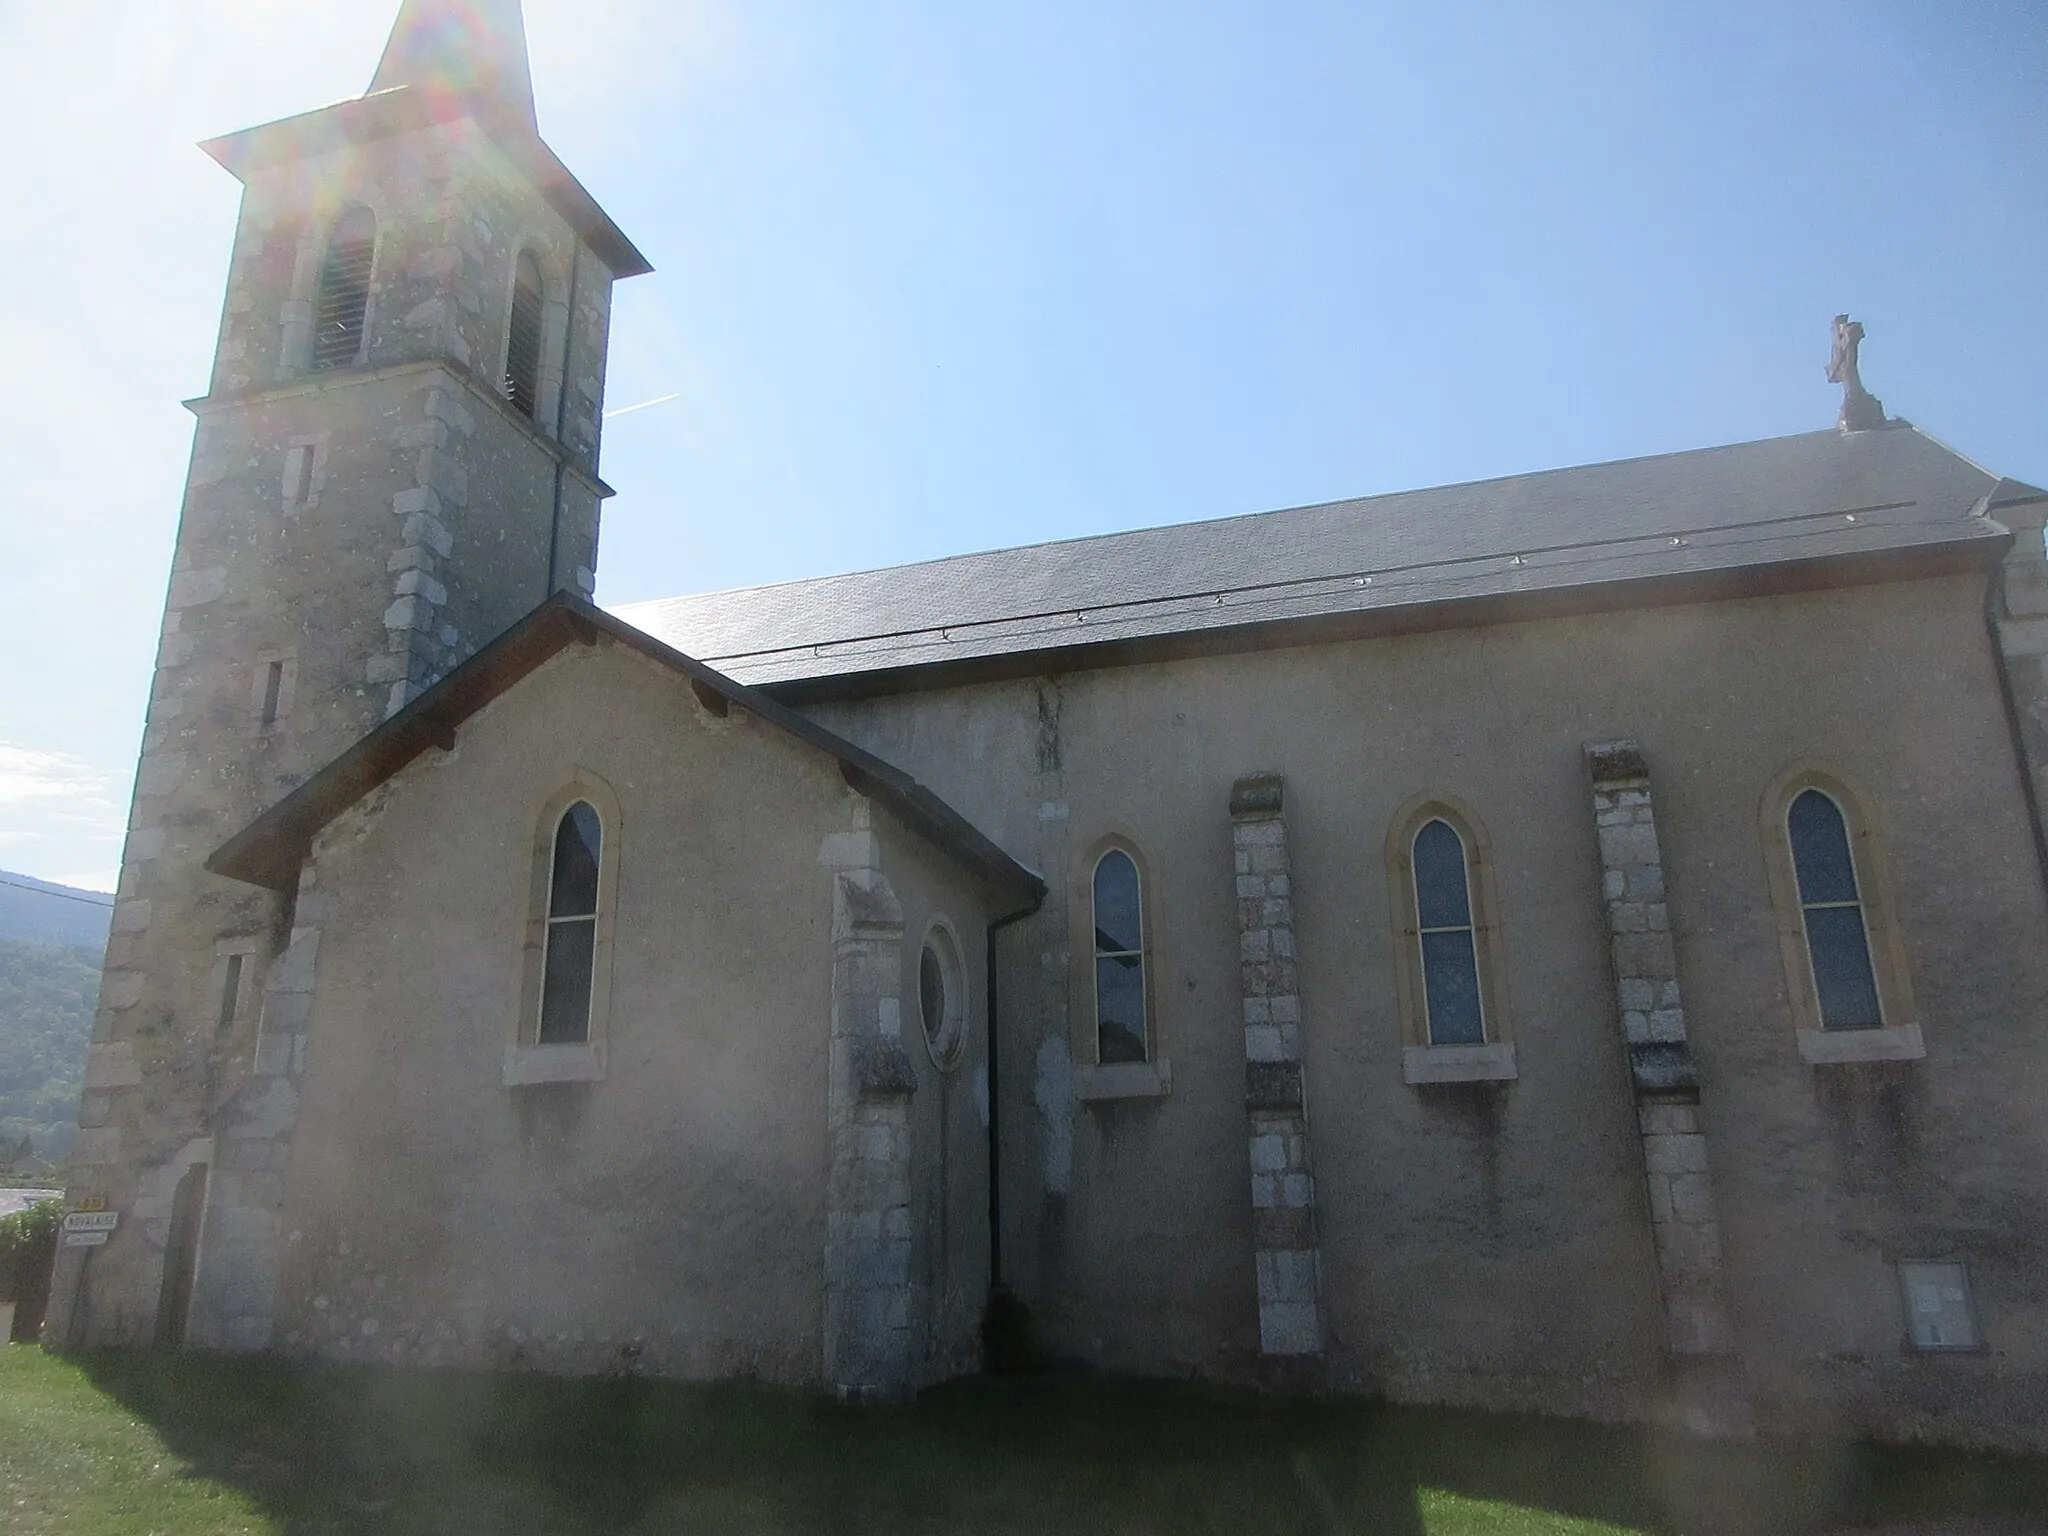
[54,109,623,1352]
[187,855,338,1352]
[1231,772,1327,1370]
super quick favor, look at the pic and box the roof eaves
[199,88,651,279]
[1989,477,2048,512]
[485,130,652,279]
[207,594,1038,898]
[207,598,592,890]
[588,608,1044,896]
[737,523,2010,705]
[653,496,1977,677]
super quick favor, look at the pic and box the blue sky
[0,0,2042,888]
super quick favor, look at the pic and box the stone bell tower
[50,0,649,1350]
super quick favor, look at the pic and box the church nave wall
[798,569,2048,1446]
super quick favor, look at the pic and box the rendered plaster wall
[806,673,1268,1378]
[800,572,2048,1445]
[55,113,619,1349]
[272,643,848,1381]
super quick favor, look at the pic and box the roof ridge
[661,500,1965,668]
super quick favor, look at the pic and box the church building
[52,0,2048,1449]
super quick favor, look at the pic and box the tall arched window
[1760,764,1919,1061]
[311,207,376,371]
[1387,795,1512,1078]
[538,800,602,1044]
[504,249,544,418]
[1092,848,1149,1064]
[1786,788,1883,1030]
[1411,818,1485,1045]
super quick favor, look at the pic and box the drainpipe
[984,889,1044,1304]
[1982,558,2048,912]
[544,241,583,600]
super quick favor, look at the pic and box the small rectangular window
[284,444,315,511]
[1900,1261,1979,1351]
[251,653,296,733]
[217,952,244,1032]
[258,661,284,726]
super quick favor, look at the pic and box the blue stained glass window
[1093,849,1148,1064]
[1413,819,1485,1045]
[920,945,947,1049]
[1414,820,1473,929]
[548,801,601,917]
[1787,789,1882,1030]
[539,801,602,1043]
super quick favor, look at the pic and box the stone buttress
[1230,772,1328,1373]
[1584,739,1752,1435]
[821,809,920,1399]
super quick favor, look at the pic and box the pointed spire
[368,0,537,130]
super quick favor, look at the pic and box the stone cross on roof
[1828,314,1888,432]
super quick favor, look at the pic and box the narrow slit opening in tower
[259,661,284,726]
[217,953,244,1032]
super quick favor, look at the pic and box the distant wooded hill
[0,870,112,950]
[0,939,98,1163]
[0,872,110,1167]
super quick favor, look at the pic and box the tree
[0,1197,59,1340]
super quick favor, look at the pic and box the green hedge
[0,1198,59,1341]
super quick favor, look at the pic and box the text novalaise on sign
[60,1211,119,1248]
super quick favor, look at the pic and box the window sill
[1797,1023,1924,1065]
[1404,1043,1517,1085]
[1074,1058,1171,1101]
[503,1042,606,1086]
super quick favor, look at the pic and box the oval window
[918,927,964,1069]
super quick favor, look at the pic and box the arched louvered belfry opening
[312,207,376,371]
[505,249,545,418]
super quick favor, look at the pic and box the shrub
[0,1197,60,1341]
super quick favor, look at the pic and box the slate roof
[370,0,536,131]
[614,426,2044,696]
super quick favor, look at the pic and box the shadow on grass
[76,1352,2048,1535]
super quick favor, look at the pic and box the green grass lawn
[2,1345,2044,1535]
